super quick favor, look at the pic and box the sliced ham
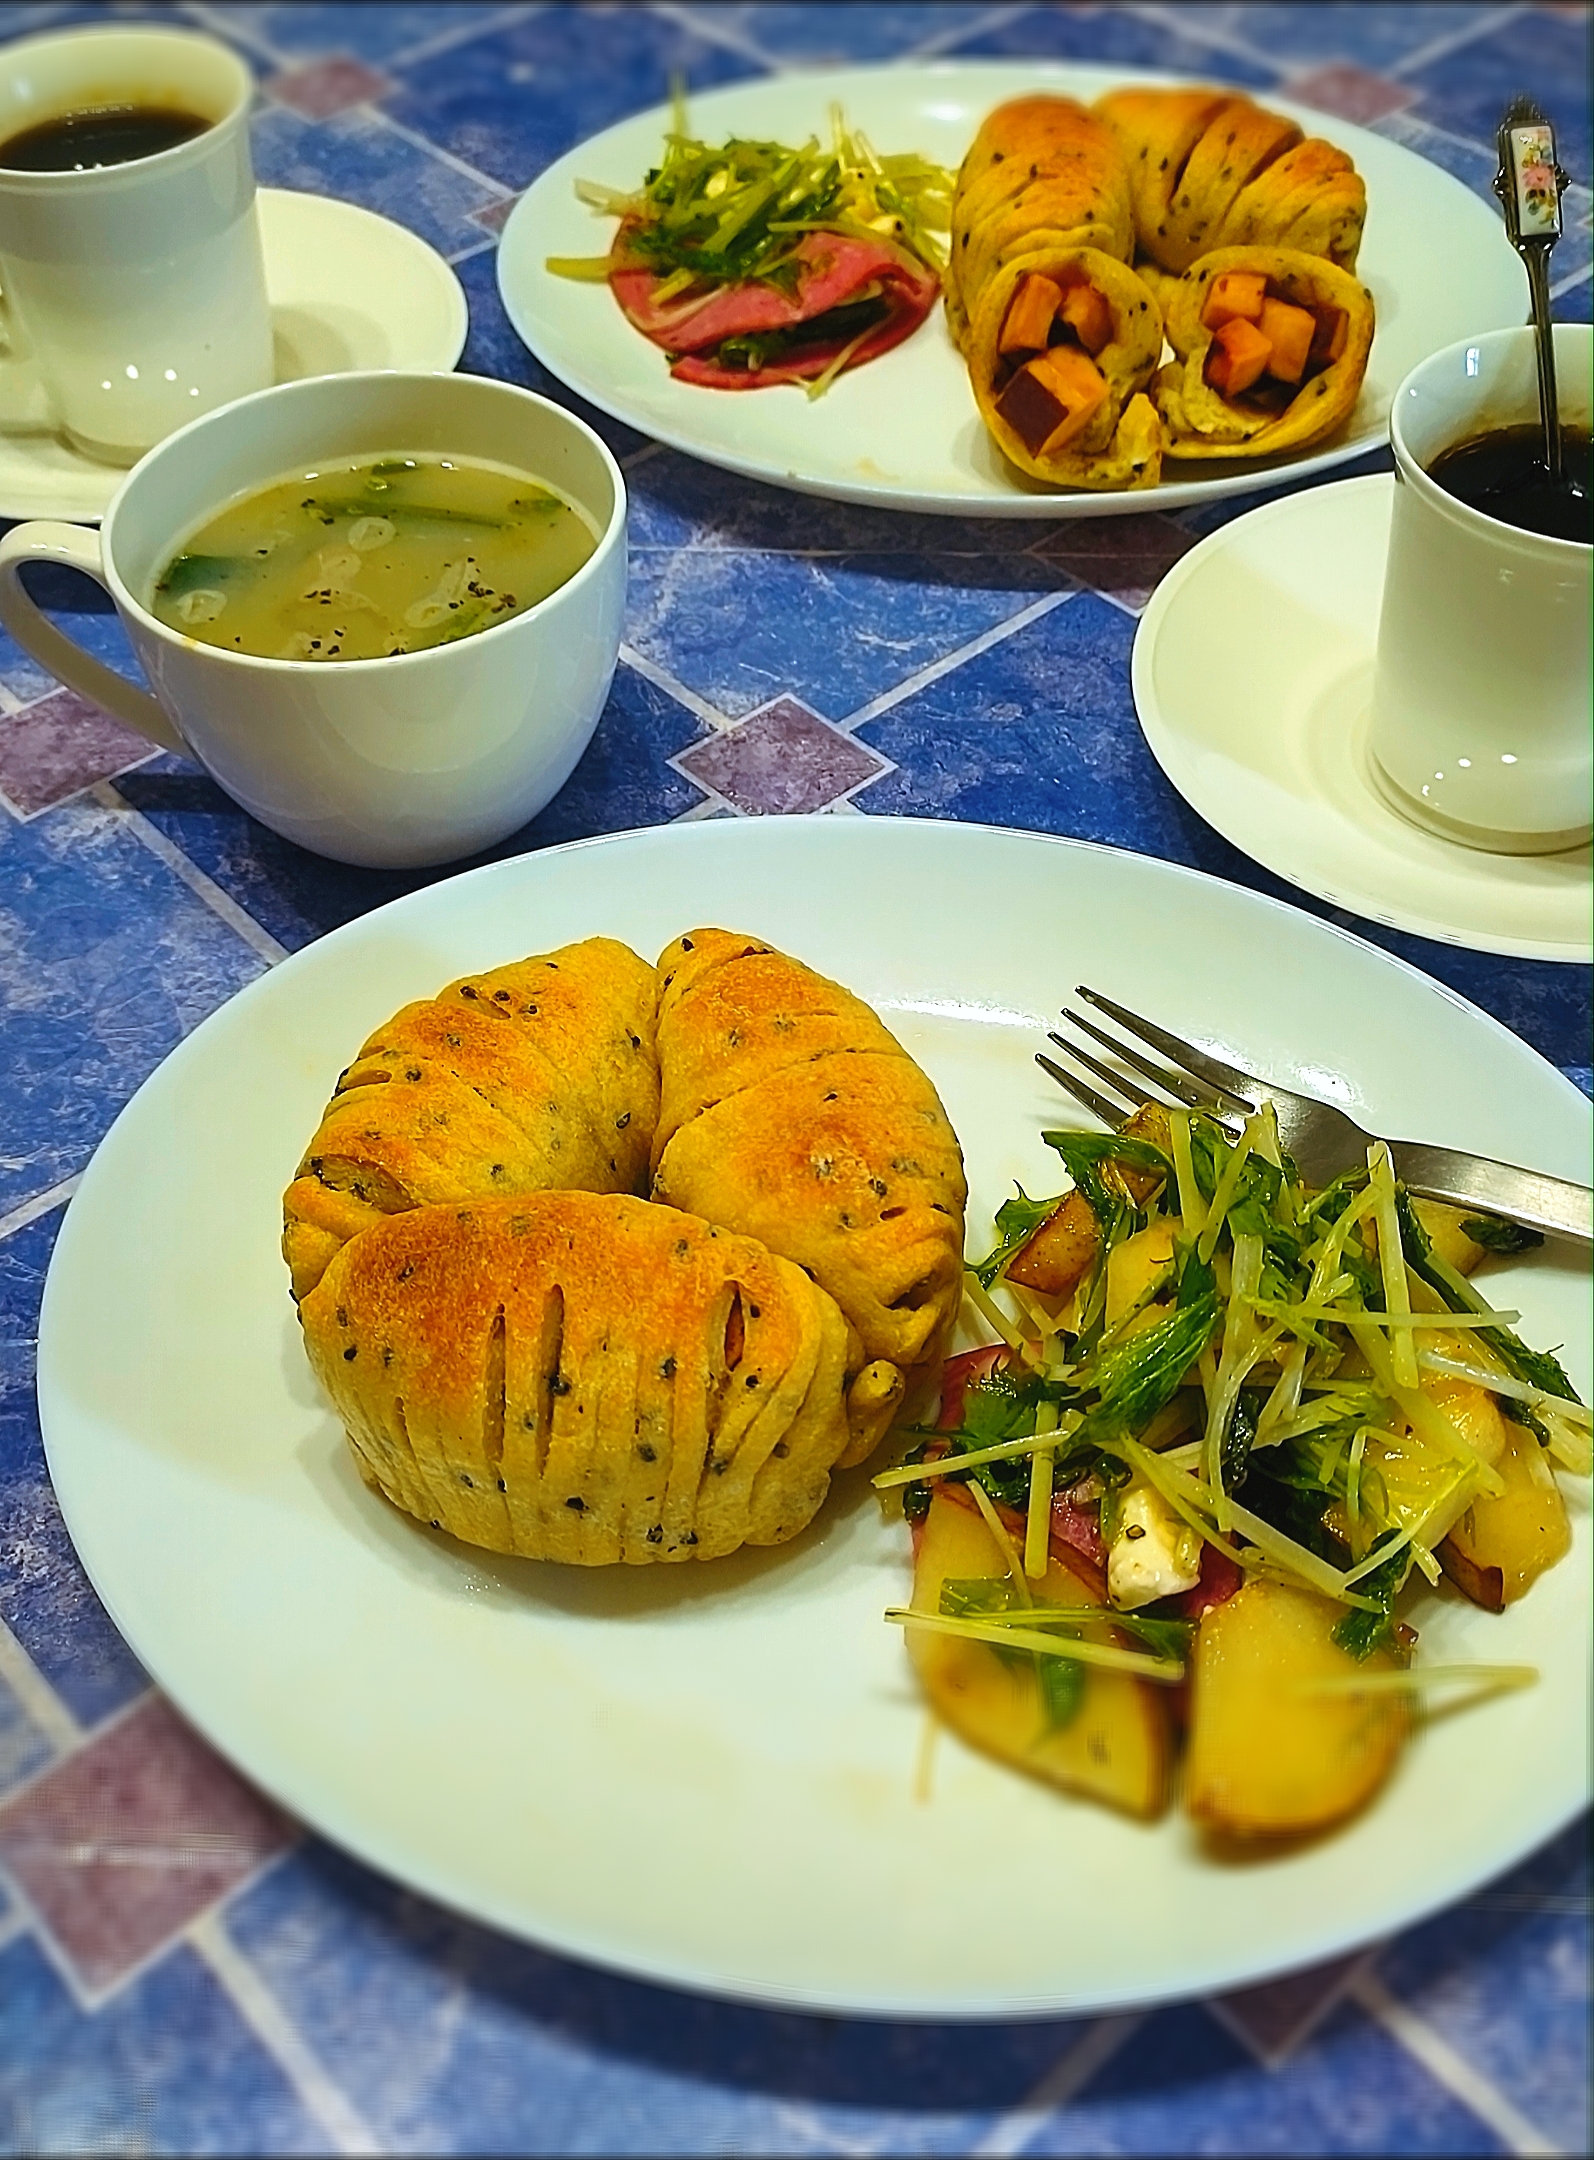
[609,225,940,389]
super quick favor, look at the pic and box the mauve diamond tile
[1033,514,1197,612]
[1283,64,1416,124]
[470,193,520,233]
[675,699,888,816]
[0,1694,296,1998]
[0,689,155,818]
[1212,1953,1366,2066]
[264,56,394,120]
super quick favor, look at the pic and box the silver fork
[1037,986,1593,1249]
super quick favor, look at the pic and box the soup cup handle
[0,521,186,754]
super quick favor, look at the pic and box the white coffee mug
[1366,324,1591,855]
[0,371,628,867]
[0,24,273,461]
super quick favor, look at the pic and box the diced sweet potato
[1308,304,1349,366]
[1205,317,1273,397]
[999,272,1063,356]
[1258,296,1315,384]
[1006,1187,1098,1297]
[994,346,1108,457]
[1440,1419,1571,1608]
[1185,1580,1408,1839]
[1060,281,1114,355]
[907,1490,1169,1818]
[1005,1104,1171,1301]
[1410,1198,1489,1277]
[1200,270,1268,331]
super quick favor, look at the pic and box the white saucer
[0,189,468,525]
[1132,475,1593,964]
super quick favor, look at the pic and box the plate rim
[36,817,1593,2018]
[1131,473,1594,966]
[497,57,1517,519]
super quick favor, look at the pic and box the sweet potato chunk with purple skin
[995,346,1109,456]
[999,272,1063,355]
[1308,303,1349,366]
[1440,1419,1571,1610]
[1206,316,1272,397]
[1060,280,1114,355]
[1258,296,1315,384]
[1005,1103,1171,1301]
[1201,270,1267,330]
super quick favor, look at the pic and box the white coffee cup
[0,23,273,461]
[0,371,628,867]
[1366,324,1591,855]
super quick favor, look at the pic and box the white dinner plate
[1132,476,1594,964]
[38,819,1591,2018]
[0,189,468,524]
[499,63,1524,517]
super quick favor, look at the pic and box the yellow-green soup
[149,454,598,661]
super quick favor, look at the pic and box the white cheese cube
[1108,1481,1202,1609]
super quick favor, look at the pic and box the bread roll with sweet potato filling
[1154,245,1374,459]
[948,96,1165,490]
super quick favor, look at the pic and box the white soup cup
[0,370,627,866]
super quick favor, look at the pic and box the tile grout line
[0,1174,81,1244]
[1348,1968,1562,2156]
[387,1,536,73]
[1127,4,1287,78]
[654,2,786,75]
[182,2,290,67]
[90,783,291,968]
[617,642,736,730]
[1386,4,1523,80]
[841,587,1076,732]
[362,107,513,199]
[189,1910,384,2156]
[971,2012,1145,2158]
[0,1619,81,1755]
[912,2,1033,58]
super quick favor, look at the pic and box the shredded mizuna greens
[548,89,953,297]
[885,1101,1587,1703]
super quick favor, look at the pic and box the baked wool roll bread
[301,1192,872,1565]
[650,929,967,1388]
[1094,87,1366,275]
[282,937,659,1303]
[1153,245,1374,459]
[947,96,1164,491]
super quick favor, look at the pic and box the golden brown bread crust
[947,97,1164,491]
[948,96,1134,350]
[287,927,963,1560]
[1153,245,1374,459]
[301,1192,866,1564]
[282,936,659,1302]
[651,930,966,1375]
[1094,87,1365,274]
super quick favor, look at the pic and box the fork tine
[1035,1049,1130,1130]
[1074,986,1257,1112]
[1059,1004,1219,1113]
[1046,1029,1175,1122]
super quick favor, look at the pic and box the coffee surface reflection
[1426,423,1591,544]
[0,103,210,172]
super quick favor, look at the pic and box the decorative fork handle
[1389,1142,1594,1249]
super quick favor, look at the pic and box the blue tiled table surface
[1,3,1589,2153]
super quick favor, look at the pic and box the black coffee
[1426,423,1591,545]
[0,103,210,172]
